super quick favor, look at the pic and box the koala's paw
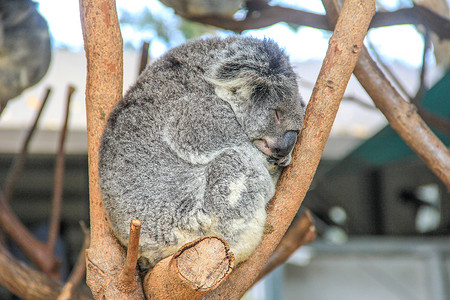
[138,256,152,272]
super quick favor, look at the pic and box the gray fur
[99,36,305,268]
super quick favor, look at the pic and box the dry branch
[0,189,59,276]
[367,34,450,136]
[79,0,145,298]
[255,210,316,283]
[204,1,375,298]
[366,39,412,101]
[355,47,450,188]
[416,108,450,137]
[0,243,92,300]
[413,30,430,104]
[57,222,90,300]
[324,0,450,189]
[144,236,235,300]
[48,85,75,257]
[188,4,330,32]
[119,219,141,292]
[138,41,150,76]
[3,88,51,202]
[183,3,449,39]
[370,5,450,39]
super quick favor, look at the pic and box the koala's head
[208,37,305,167]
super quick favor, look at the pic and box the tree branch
[138,41,150,76]
[413,30,431,105]
[79,0,146,298]
[3,88,51,202]
[416,107,450,137]
[57,222,90,300]
[181,3,450,39]
[366,39,412,101]
[204,1,375,298]
[327,0,450,189]
[119,219,141,293]
[324,0,450,189]
[187,4,330,32]
[0,189,59,276]
[0,241,92,300]
[370,5,450,40]
[254,210,316,283]
[47,85,75,258]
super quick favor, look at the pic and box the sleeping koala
[99,36,305,268]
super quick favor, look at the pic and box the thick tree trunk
[79,0,144,298]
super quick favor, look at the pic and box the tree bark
[79,0,144,298]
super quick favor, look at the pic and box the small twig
[3,88,52,202]
[0,103,6,115]
[413,30,431,105]
[343,95,377,110]
[138,41,150,77]
[254,210,316,284]
[57,221,90,300]
[366,39,412,101]
[120,219,141,291]
[47,85,75,256]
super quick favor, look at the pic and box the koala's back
[99,37,278,267]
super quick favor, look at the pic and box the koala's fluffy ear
[207,38,295,106]
[207,58,268,105]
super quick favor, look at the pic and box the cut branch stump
[144,236,235,299]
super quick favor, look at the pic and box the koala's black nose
[272,130,298,158]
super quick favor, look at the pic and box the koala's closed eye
[274,110,281,123]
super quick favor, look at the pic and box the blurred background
[0,0,449,299]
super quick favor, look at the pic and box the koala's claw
[267,156,278,163]
[267,156,291,167]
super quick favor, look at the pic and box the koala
[99,36,305,268]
